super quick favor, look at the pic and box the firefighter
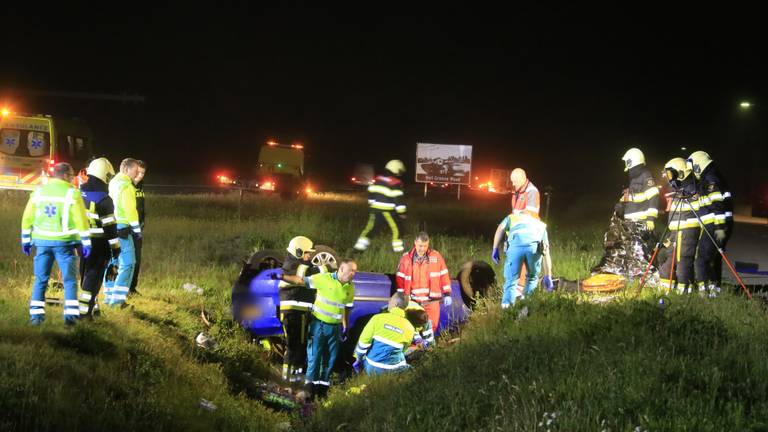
[279,258,357,399]
[129,160,147,295]
[278,236,331,382]
[657,158,701,294]
[353,159,407,253]
[104,158,143,307]
[20,162,91,325]
[616,148,660,232]
[492,211,550,308]
[688,150,733,297]
[395,231,451,334]
[353,293,416,375]
[78,158,121,317]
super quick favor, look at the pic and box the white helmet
[287,236,315,259]
[86,157,116,183]
[687,150,712,179]
[622,148,646,172]
[385,159,406,175]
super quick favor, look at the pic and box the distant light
[740,101,752,110]
[267,140,278,146]
[680,147,687,151]
[1,107,9,117]
[351,176,357,182]
[292,143,304,149]
[474,176,479,180]
[305,187,313,194]
[277,163,283,168]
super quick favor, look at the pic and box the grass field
[1,190,765,431]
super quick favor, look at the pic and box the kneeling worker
[353,293,416,375]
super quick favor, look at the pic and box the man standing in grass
[280,258,357,399]
[492,211,551,308]
[20,162,91,325]
[129,159,146,296]
[104,158,142,307]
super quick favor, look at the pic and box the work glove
[82,246,92,259]
[714,229,727,245]
[443,295,452,307]
[352,359,362,374]
[22,243,32,256]
[645,221,655,231]
[420,339,431,350]
[543,275,554,292]
[491,247,500,265]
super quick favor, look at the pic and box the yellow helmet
[287,236,315,259]
[621,148,645,172]
[687,150,712,179]
[385,159,406,175]
[663,157,691,183]
[86,157,116,183]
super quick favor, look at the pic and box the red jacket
[395,249,451,303]
[510,180,540,219]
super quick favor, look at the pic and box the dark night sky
[1,5,765,199]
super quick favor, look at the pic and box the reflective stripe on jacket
[308,272,355,324]
[510,180,540,219]
[395,248,450,303]
[21,178,90,246]
[109,172,141,233]
[354,307,415,370]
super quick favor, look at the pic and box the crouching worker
[405,300,434,348]
[353,293,416,375]
[491,211,550,308]
[278,236,331,382]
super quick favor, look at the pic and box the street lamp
[739,101,752,111]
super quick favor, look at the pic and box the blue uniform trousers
[31,243,79,324]
[502,243,542,307]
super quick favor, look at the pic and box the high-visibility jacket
[80,175,119,249]
[395,249,451,303]
[135,180,146,227]
[619,165,660,222]
[405,300,434,344]
[367,175,406,214]
[665,177,702,231]
[109,172,141,234]
[21,178,91,246]
[306,272,355,325]
[510,180,540,219]
[502,213,548,249]
[694,165,733,227]
[354,307,415,370]
[279,254,328,312]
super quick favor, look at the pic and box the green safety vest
[308,272,355,324]
[21,178,90,244]
[109,172,140,231]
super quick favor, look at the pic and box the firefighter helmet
[687,150,712,179]
[287,236,315,259]
[663,157,691,184]
[87,157,116,183]
[622,148,646,172]
[385,159,406,175]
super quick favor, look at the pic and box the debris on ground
[195,332,219,350]
[199,398,217,411]
[182,282,204,295]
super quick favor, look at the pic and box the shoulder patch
[707,183,716,192]
[646,178,656,187]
